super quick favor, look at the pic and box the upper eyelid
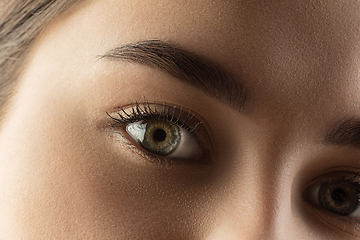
[106,100,204,133]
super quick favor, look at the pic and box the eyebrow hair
[99,40,246,110]
[324,118,360,148]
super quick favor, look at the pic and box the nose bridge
[204,107,312,240]
[207,161,293,240]
[208,129,298,240]
[207,182,292,240]
[258,170,294,240]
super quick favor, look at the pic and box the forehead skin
[26,0,360,114]
[1,0,360,239]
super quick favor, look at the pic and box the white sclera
[349,196,360,217]
[126,121,147,143]
[168,129,202,159]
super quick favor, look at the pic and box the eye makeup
[106,99,212,165]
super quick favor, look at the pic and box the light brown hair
[0,0,83,118]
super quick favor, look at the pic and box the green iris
[127,120,182,156]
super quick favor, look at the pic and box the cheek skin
[0,51,231,238]
[2,0,360,238]
[0,83,220,238]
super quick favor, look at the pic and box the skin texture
[1,0,360,239]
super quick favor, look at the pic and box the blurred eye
[304,176,360,217]
[126,119,202,160]
[318,182,360,216]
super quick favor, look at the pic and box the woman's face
[2,0,360,239]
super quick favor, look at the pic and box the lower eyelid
[301,190,360,238]
[309,207,360,238]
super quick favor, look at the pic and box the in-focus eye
[304,175,360,217]
[106,101,209,163]
[126,119,202,160]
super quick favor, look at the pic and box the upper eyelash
[335,172,360,191]
[106,100,203,133]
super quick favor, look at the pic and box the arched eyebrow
[99,40,247,111]
[324,118,360,148]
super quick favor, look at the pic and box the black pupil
[332,188,347,205]
[153,129,167,142]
